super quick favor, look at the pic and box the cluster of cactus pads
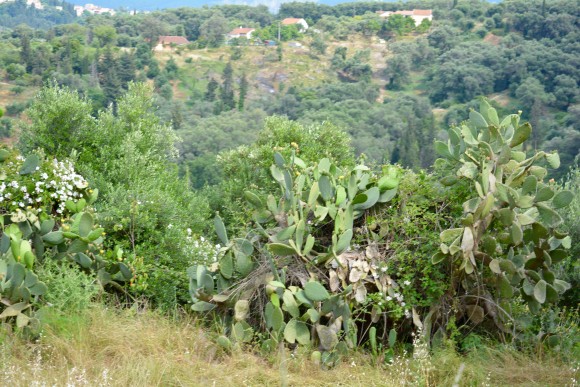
[188,151,400,360]
[0,151,133,329]
[433,99,572,325]
[189,99,574,357]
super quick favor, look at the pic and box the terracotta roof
[412,9,433,16]
[158,36,189,45]
[394,10,414,16]
[281,18,304,25]
[229,28,255,35]
[379,9,432,17]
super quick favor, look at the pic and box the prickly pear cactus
[188,151,400,355]
[433,99,573,318]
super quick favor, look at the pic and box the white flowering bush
[0,149,91,217]
[179,227,222,268]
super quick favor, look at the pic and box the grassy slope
[157,34,390,104]
[1,305,576,386]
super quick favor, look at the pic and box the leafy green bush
[0,149,90,216]
[214,117,354,234]
[556,164,580,308]
[36,259,99,314]
[19,83,212,310]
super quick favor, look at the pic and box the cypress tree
[238,73,248,111]
[220,62,235,110]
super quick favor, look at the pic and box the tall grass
[1,305,577,386]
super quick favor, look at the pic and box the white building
[281,18,309,32]
[0,0,43,9]
[74,3,116,17]
[377,9,433,26]
[227,27,256,40]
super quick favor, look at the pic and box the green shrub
[19,83,212,310]
[35,259,99,314]
[214,117,354,234]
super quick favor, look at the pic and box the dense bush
[18,83,212,310]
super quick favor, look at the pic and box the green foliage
[434,98,573,328]
[35,259,99,314]
[384,14,415,36]
[214,117,354,232]
[18,83,95,160]
[555,164,580,308]
[19,83,211,310]
[331,48,372,82]
[255,23,301,42]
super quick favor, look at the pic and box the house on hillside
[281,18,309,32]
[227,27,256,40]
[377,9,433,26]
[155,36,189,51]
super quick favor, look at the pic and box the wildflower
[403,280,411,286]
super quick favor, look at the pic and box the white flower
[386,296,392,301]
[403,280,411,286]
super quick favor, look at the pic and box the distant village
[0,0,136,16]
[0,1,433,25]
[154,10,433,51]
[73,3,116,16]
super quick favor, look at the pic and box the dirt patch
[484,33,502,46]
[489,91,511,107]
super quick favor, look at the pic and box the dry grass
[1,305,577,386]
[0,81,38,111]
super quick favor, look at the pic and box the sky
[67,0,502,12]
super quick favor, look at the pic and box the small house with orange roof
[281,18,309,32]
[377,9,433,26]
[155,36,190,51]
[227,27,256,39]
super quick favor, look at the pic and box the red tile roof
[378,9,432,17]
[281,18,304,25]
[158,36,189,45]
[229,28,255,35]
[413,9,433,16]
